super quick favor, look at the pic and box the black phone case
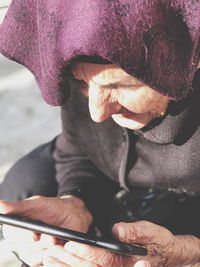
[0,214,147,256]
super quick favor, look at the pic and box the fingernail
[134,260,151,267]
[114,225,126,239]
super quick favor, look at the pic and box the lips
[121,111,136,118]
[117,107,137,118]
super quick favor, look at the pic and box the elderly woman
[0,1,200,266]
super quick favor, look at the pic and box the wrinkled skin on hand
[42,245,150,267]
[0,195,93,266]
[42,221,199,267]
[112,221,200,267]
[0,198,199,267]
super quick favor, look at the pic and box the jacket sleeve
[53,109,118,221]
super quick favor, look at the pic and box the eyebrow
[96,78,138,90]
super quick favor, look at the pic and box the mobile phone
[0,214,147,256]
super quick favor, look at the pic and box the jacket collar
[134,87,200,145]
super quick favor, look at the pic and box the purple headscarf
[0,0,199,105]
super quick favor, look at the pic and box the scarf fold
[0,0,199,105]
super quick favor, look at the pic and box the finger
[134,260,151,267]
[16,238,60,266]
[2,225,40,254]
[19,234,58,254]
[0,196,44,217]
[3,226,56,251]
[112,220,173,245]
[64,241,134,266]
[45,245,99,267]
[3,226,58,266]
[3,225,39,242]
[10,239,56,266]
[0,199,21,214]
[43,256,71,267]
[40,234,57,246]
[18,247,49,267]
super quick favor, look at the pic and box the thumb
[112,220,173,245]
[0,199,25,214]
[134,260,151,267]
[0,196,44,218]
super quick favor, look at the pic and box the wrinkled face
[71,62,170,130]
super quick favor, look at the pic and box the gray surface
[0,54,61,180]
[0,1,11,24]
[0,54,61,266]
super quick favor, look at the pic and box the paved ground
[0,54,61,266]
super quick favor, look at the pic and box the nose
[88,82,120,123]
[88,83,108,122]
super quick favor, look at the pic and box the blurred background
[0,1,61,265]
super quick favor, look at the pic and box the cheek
[118,88,169,114]
[148,92,170,113]
[117,89,153,113]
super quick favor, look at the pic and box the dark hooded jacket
[53,71,200,205]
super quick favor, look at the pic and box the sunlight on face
[71,62,170,129]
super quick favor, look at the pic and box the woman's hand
[42,245,150,267]
[0,195,93,266]
[41,221,200,267]
[112,221,200,267]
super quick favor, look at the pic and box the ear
[198,61,200,69]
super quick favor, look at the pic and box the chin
[112,115,147,130]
